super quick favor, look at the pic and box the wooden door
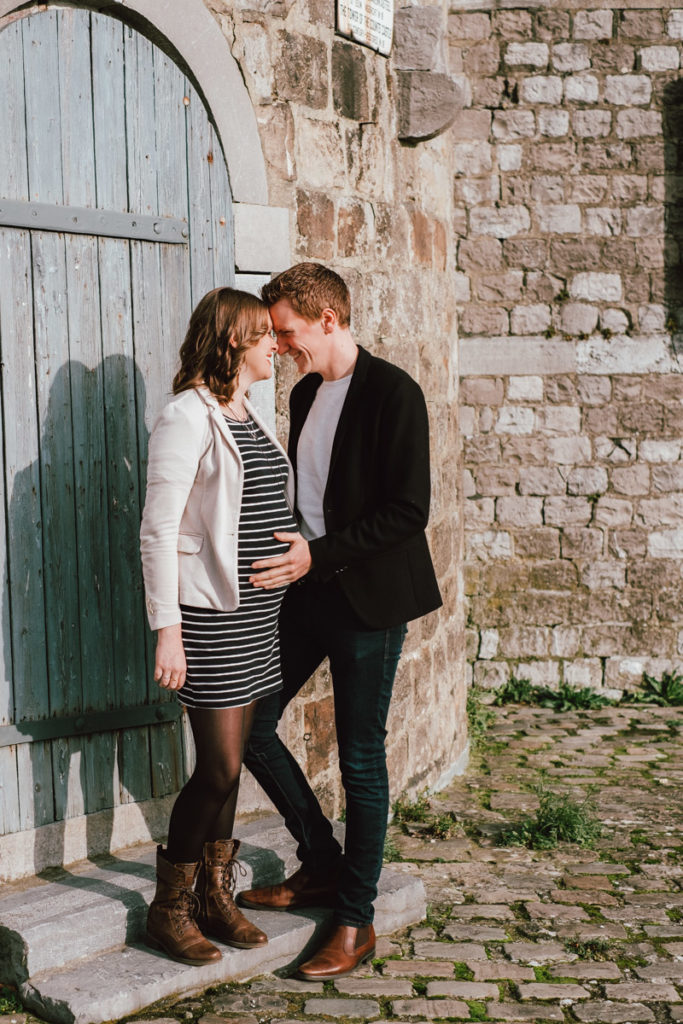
[0,6,234,836]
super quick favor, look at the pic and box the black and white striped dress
[177,415,297,710]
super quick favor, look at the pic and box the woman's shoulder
[151,387,210,436]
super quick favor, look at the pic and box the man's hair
[261,262,351,328]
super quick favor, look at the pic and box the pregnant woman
[140,287,298,965]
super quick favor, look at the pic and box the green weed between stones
[467,687,495,749]
[499,783,601,850]
[383,833,402,863]
[425,902,453,936]
[467,999,489,1021]
[393,791,460,840]
[493,677,613,711]
[454,962,475,981]
[564,937,611,960]
[0,986,22,1014]
[628,670,683,706]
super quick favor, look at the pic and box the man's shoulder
[360,348,424,398]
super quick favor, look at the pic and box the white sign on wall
[337,0,393,56]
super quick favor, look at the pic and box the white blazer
[140,385,295,631]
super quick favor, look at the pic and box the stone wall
[452,2,683,694]
[202,0,467,813]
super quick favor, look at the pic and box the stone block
[495,9,533,39]
[470,205,531,238]
[510,304,552,334]
[574,1001,654,1022]
[637,495,683,527]
[454,141,493,176]
[652,464,683,491]
[507,376,543,402]
[648,529,683,558]
[450,109,493,141]
[518,467,566,495]
[393,6,443,71]
[495,406,536,434]
[638,304,667,332]
[453,273,471,303]
[448,13,491,41]
[538,406,582,435]
[668,10,683,38]
[551,238,602,272]
[593,44,636,73]
[475,271,524,303]
[561,528,605,559]
[531,140,578,171]
[458,238,503,272]
[640,45,680,71]
[337,199,369,258]
[604,982,680,1002]
[465,498,496,528]
[547,436,592,463]
[580,561,627,589]
[567,467,608,496]
[234,203,291,273]
[552,43,591,73]
[515,528,561,558]
[397,71,463,142]
[577,375,612,405]
[639,440,682,462]
[624,205,664,237]
[275,33,328,108]
[538,110,570,137]
[496,497,544,527]
[600,308,630,333]
[536,203,582,234]
[426,981,499,999]
[498,144,523,171]
[493,110,536,140]
[304,998,380,1018]
[499,626,550,658]
[585,208,623,238]
[296,189,335,259]
[526,271,565,303]
[513,661,561,687]
[561,303,599,335]
[466,530,514,561]
[519,983,590,1001]
[530,560,578,589]
[611,465,651,495]
[463,39,501,76]
[521,76,563,104]
[572,109,611,138]
[567,176,609,204]
[479,628,499,659]
[619,9,664,39]
[574,10,613,40]
[594,498,633,527]
[544,497,593,526]
[552,626,581,657]
[475,467,518,495]
[391,999,469,1019]
[505,42,549,68]
[460,305,509,335]
[605,75,652,105]
[332,40,369,121]
[565,75,599,103]
[570,273,622,302]
[295,117,345,189]
[505,238,548,268]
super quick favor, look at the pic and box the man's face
[269,299,326,375]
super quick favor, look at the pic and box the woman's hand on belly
[154,623,187,690]
[250,531,312,590]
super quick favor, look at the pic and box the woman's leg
[165,702,256,863]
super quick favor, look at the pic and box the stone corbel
[393,5,463,143]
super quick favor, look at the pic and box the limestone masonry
[453,1,683,697]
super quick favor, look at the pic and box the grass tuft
[625,671,683,707]
[393,791,461,840]
[0,987,22,1015]
[499,783,601,850]
[383,833,402,863]
[493,677,614,711]
[564,937,611,960]
[467,687,495,750]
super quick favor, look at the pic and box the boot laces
[174,884,201,925]
[222,856,247,897]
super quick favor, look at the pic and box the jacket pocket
[177,533,204,554]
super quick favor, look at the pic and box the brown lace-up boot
[198,839,268,949]
[146,846,222,966]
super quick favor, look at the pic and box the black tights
[165,701,257,864]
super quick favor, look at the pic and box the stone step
[0,815,426,1024]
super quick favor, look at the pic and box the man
[241,262,441,979]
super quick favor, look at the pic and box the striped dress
[177,415,297,710]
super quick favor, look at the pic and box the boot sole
[295,946,376,981]
[146,933,222,966]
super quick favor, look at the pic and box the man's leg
[243,582,343,871]
[328,615,407,926]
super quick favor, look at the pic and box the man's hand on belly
[250,532,312,589]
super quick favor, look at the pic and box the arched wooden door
[0,6,234,837]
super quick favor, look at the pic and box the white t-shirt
[296,374,352,540]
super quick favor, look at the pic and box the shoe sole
[295,946,376,981]
[146,933,222,966]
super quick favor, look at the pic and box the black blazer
[288,346,442,629]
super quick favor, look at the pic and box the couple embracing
[139,262,441,980]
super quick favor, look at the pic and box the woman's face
[238,315,278,388]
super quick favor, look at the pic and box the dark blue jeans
[244,577,406,926]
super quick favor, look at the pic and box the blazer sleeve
[307,373,432,575]
[140,400,208,630]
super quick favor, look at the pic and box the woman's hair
[172,287,270,402]
[261,262,351,328]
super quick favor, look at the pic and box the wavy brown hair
[172,287,270,403]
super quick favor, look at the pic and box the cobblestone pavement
[4,701,683,1024]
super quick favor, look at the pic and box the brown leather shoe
[197,839,268,949]
[146,847,222,966]
[238,864,339,911]
[296,923,376,980]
